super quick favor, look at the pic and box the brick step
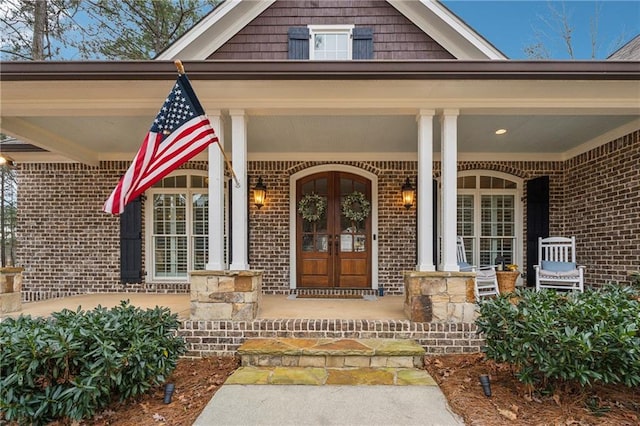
[225,366,437,386]
[238,338,425,369]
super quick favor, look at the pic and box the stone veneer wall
[563,130,640,286]
[178,319,482,357]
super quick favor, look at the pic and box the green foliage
[476,286,640,389]
[629,270,640,291]
[0,301,185,424]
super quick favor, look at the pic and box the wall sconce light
[401,177,415,209]
[0,155,16,167]
[253,176,267,209]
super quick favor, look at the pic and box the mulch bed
[424,353,640,426]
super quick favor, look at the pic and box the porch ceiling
[1,66,639,164]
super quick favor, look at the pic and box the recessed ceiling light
[495,129,507,135]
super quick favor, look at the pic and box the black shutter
[288,27,310,59]
[526,176,550,287]
[433,179,438,265]
[120,197,142,284]
[352,27,373,59]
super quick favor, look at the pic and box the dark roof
[1,60,639,81]
[608,34,640,60]
[0,137,47,153]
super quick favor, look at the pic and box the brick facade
[15,130,639,301]
[564,130,640,286]
[208,0,454,60]
[178,319,481,358]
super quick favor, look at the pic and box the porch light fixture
[401,177,415,210]
[253,177,267,209]
[0,155,15,167]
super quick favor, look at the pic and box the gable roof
[157,0,506,61]
[608,34,640,60]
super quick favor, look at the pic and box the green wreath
[342,191,371,223]
[298,193,327,222]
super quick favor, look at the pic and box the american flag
[103,74,218,214]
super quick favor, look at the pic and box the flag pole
[174,60,241,188]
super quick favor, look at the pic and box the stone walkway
[194,338,465,425]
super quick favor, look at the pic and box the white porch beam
[417,109,435,271]
[229,109,250,270]
[439,109,459,272]
[206,112,226,271]
[1,117,100,166]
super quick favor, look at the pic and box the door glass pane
[354,234,366,252]
[300,178,329,254]
[340,234,353,252]
[316,235,328,252]
[302,235,314,252]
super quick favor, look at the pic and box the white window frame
[144,171,209,282]
[308,24,354,60]
[456,171,523,275]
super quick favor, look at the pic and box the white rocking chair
[534,236,585,292]
[456,236,500,301]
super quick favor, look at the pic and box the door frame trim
[290,165,379,290]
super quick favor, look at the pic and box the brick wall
[15,130,638,300]
[209,0,454,60]
[564,130,640,286]
[16,161,205,301]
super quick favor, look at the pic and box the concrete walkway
[193,385,464,426]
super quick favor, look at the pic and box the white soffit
[156,0,276,60]
[387,0,506,60]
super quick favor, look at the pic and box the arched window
[457,172,522,269]
[145,172,208,280]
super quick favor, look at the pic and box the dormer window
[309,25,353,60]
[288,26,373,60]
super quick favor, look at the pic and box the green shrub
[476,285,640,389]
[0,301,185,424]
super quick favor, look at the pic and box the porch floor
[4,293,406,320]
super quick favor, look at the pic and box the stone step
[238,338,426,369]
[226,366,437,386]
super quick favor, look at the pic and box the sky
[441,0,640,59]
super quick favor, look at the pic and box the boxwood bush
[476,285,640,389]
[0,301,185,424]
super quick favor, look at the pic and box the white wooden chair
[534,236,585,292]
[456,236,500,301]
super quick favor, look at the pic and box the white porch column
[417,109,435,271]
[206,112,225,270]
[439,109,459,271]
[229,109,250,270]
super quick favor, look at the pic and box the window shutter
[120,197,142,284]
[288,27,310,59]
[526,176,549,287]
[352,27,373,60]
[433,179,438,265]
